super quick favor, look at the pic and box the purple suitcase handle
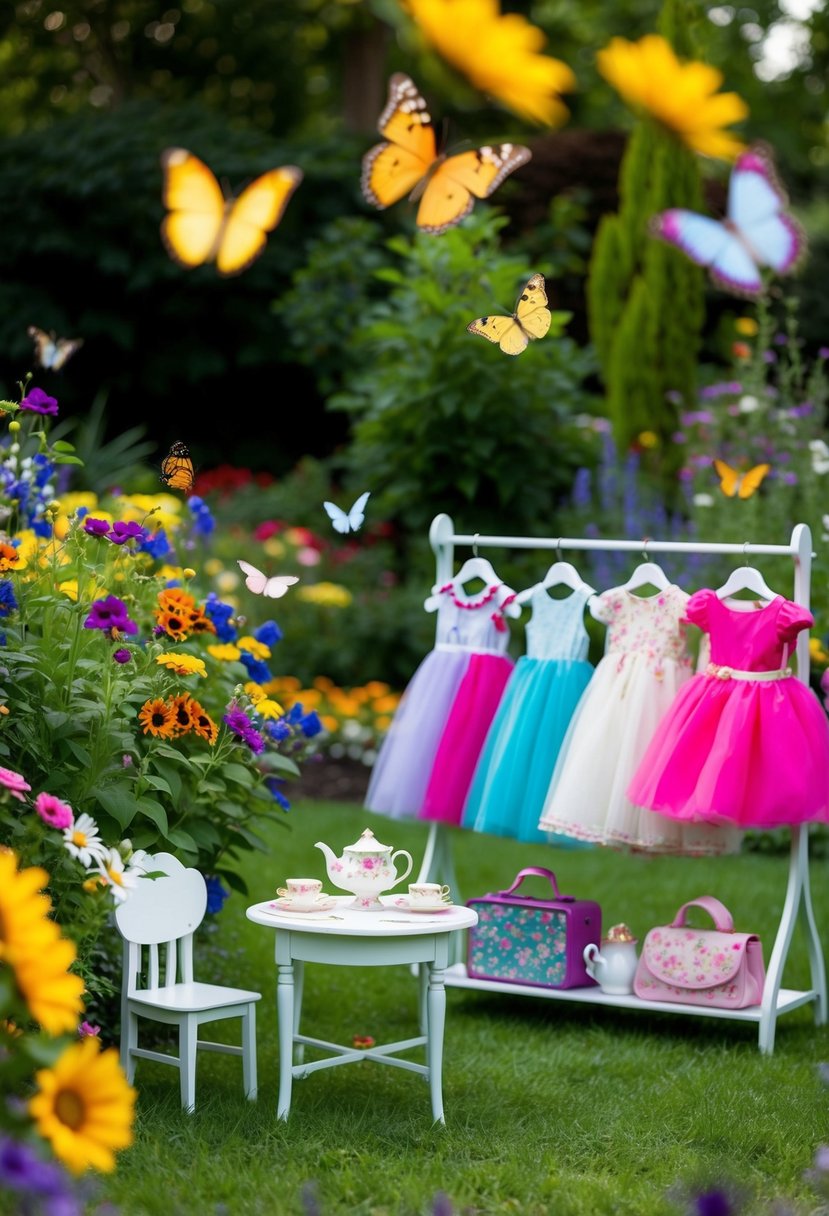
[500,867,573,902]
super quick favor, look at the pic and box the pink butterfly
[237,561,298,599]
[651,145,804,298]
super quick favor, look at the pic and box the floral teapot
[315,828,413,909]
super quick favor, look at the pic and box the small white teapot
[315,828,413,910]
[583,924,639,995]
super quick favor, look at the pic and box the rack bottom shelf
[443,963,817,1024]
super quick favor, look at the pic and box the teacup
[276,878,325,908]
[408,882,451,908]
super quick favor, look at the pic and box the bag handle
[500,867,567,900]
[671,896,734,932]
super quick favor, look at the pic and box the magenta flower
[0,766,31,802]
[83,595,137,635]
[19,387,58,415]
[78,1021,100,1038]
[83,517,112,538]
[223,706,265,754]
[107,521,147,545]
[33,792,73,830]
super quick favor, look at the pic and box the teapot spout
[314,840,337,881]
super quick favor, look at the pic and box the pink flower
[78,1021,100,1038]
[34,791,74,829]
[0,766,31,801]
[296,546,321,567]
[361,857,376,870]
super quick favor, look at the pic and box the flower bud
[8,420,20,434]
[183,568,196,579]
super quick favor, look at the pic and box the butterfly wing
[713,458,740,497]
[514,273,551,340]
[215,167,303,276]
[466,314,527,356]
[160,441,195,493]
[346,491,371,532]
[323,501,351,534]
[28,326,83,371]
[653,210,763,296]
[361,74,437,210]
[736,462,770,499]
[160,148,226,268]
[262,575,300,599]
[728,148,804,274]
[416,144,531,235]
[237,559,269,595]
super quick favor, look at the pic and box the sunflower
[0,851,85,1034]
[29,1037,136,1174]
[170,693,196,734]
[155,610,189,640]
[157,587,195,613]
[405,0,575,126]
[188,698,219,746]
[137,698,177,738]
[596,34,747,160]
[185,612,216,635]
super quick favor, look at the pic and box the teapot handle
[390,849,413,887]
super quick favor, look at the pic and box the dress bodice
[685,589,812,670]
[592,584,691,669]
[433,581,514,653]
[525,586,591,661]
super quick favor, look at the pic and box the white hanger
[516,544,595,605]
[617,540,670,594]
[715,543,779,602]
[424,534,520,615]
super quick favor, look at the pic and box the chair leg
[121,1009,138,1084]
[179,1016,198,1112]
[242,1004,258,1101]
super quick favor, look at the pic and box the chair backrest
[115,852,207,992]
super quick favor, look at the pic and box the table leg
[277,962,295,1120]
[418,962,428,1034]
[293,961,305,1065]
[426,962,446,1125]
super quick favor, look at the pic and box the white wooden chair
[115,851,260,1111]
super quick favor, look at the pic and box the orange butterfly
[712,458,770,499]
[160,149,302,276]
[361,74,531,235]
[160,441,196,493]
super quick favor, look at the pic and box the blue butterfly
[651,146,804,298]
[323,491,370,535]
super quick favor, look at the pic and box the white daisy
[96,848,144,904]
[62,813,108,868]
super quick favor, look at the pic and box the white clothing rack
[416,512,827,1053]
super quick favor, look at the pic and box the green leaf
[64,739,92,767]
[92,785,138,829]
[166,827,198,853]
[221,762,255,786]
[142,774,172,796]
[135,796,168,836]
[220,869,249,895]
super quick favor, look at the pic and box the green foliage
[328,211,598,537]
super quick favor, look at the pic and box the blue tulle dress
[462,585,594,844]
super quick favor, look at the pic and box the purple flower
[83,517,112,538]
[19,387,58,415]
[692,1190,735,1216]
[78,1021,100,1037]
[819,346,829,359]
[0,1137,68,1197]
[83,595,138,635]
[700,381,742,400]
[108,520,147,545]
[223,706,265,754]
[113,648,132,663]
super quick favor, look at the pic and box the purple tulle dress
[364,581,515,821]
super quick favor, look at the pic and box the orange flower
[169,694,196,735]
[0,542,21,572]
[188,698,218,746]
[138,698,177,738]
[155,610,190,640]
[157,588,195,613]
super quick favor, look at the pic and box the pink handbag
[633,895,765,1010]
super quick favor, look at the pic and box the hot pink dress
[627,590,829,828]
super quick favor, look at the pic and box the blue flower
[300,711,322,738]
[205,875,230,914]
[32,517,52,538]
[267,719,292,743]
[285,702,305,725]
[187,495,215,537]
[0,581,18,618]
[76,506,89,520]
[205,593,237,643]
[140,527,171,560]
[240,652,272,684]
[265,777,291,811]
[254,619,283,647]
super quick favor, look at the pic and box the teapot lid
[344,828,392,854]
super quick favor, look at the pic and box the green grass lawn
[104,801,829,1216]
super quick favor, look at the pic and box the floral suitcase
[466,867,601,989]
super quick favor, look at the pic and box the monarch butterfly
[467,273,552,356]
[712,458,770,499]
[160,442,196,493]
[160,149,303,276]
[361,74,531,235]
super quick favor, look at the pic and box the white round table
[246,894,478,1123]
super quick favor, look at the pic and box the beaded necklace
[438,582,516,633]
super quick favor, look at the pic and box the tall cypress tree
[587,0,706,474]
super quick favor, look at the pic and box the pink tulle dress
[627,589,829,828]
[364,580,514,822]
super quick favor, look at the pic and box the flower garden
[2,0,829,1213]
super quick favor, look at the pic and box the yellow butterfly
[712,458,771,499]
[467,274,552,356]
[28,326,83,371]
[160,149,303,276]
[361,74,531,235]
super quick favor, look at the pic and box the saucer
[392,897,453,913]
[268,896,337,914]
